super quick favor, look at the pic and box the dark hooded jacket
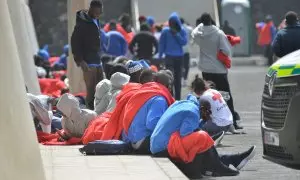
[71,10,105,66]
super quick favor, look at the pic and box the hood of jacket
[192,23,220,38]
[110,72,130,89]
[168,12,182,27]
[95,79,112,100]
[57,93,81,118]
[186,94,200,107]
[76,10,94,24]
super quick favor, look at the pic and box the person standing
[256,15,277,66]
[159,12,187,100]
[71,0,105,109]
[192,13,242,130]
[129,23,158,61]
[104,20,128,57]
[222,20,236,36]
[180,17,193,87]
[272,11,300,58]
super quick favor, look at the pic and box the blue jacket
[122,96,168,143]
[104,31,128,57]
[54,53,67,68]
[272,24,300,58]
[150,95,200,154]
[158,12,187,58]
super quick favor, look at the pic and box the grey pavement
[41,65,300,180]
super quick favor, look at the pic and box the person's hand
[80,61,89,72]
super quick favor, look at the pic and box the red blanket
[167,131,214,163]
[217,35,241,69]
[82,83,142,144]
[37,130,81,145]
[39,78,66,97]
[104,24,134,44]
[123,82,175,133]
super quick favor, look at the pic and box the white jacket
[57,93,97,138]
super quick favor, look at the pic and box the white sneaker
[214,131,225,146]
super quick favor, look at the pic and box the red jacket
[39,78,66,97]
[217,35,241,69]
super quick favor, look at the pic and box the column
[0,0,45,180]
[7,0,41,94]
[67,0,90,94]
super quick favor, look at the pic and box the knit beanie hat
[126,60,143,74]
[138,60,150,69]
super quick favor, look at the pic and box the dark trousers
[165,56,183,100]
[202,72,237,126]
[183,53,190,80]
[82,66,104,110]
[264,44,273,66]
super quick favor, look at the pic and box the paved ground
[41,64,300,180]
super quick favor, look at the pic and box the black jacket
[71,10,102,65]
[129,31,158,60]
[272,24,300,58]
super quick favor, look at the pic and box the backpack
[79,140,132,155]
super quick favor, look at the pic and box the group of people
[26,0,259,178]
[256,11,300,65]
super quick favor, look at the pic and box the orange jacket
[104,23,134,44]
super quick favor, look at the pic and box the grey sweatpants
[202,121,230,136]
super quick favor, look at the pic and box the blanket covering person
[39,78,66,97]
[57,93,97,138]
[82,82,174,144]
[217,35,241,68]
[150,95,214,163]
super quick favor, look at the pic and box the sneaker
[212,131,225,146]
[235,146,256,170]
[234,124,244,130]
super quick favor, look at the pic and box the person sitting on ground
[150,94,256,179]
[191,75,233,135]
[94,63,130,115]
[104,20,128,57]
[139,69,155,84]
[53,44,69,70]
[122,70,175,154]
[129,23,158,61]
[126,60,144,83]
[56,93,97,139]
[27,94,60,133]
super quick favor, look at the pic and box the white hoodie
[192,24,232,74]
[57,93,97,138]
[94,72,130,114]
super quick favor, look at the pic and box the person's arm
[174,28,188,46]
[158,29,167,59]
[191,24,202,46]
[71,24,84,66]
[219,30,232,57]
[272,32,283,58]
[146,97,168,131]
[129,35,137,54]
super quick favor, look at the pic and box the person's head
[140,23,151,32]
[139,15,147,24]
[126,60,144,83]
[34,54,44,66]
[285,11,298,26]
[119,13,131,26]
[140,69,155,84]
[155,24,163,32]
[146,16,155,27]
[109,20,117,31]
[200,99,212,121]
[206,80,216,89]
[108,63,129,79]
[191,75,207,95]
[180,17,185,25]
[88,0,103,19]
[113,56,129,65]
[63,44,69,56]
[265,15,273,23]
[199,13,213,26]
[154,70,174,92]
